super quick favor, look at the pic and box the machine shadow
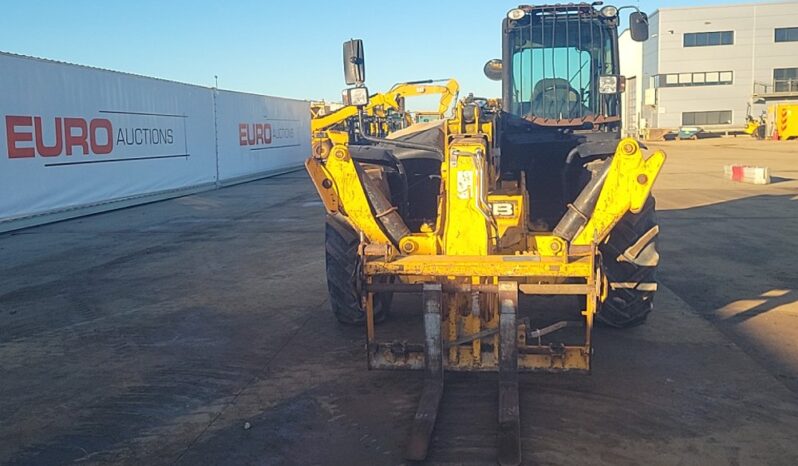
[657,192,797,315]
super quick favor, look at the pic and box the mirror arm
[616,5,641,14]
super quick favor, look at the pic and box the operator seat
[529,78,591,119]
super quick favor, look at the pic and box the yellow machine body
[307,96,665,373]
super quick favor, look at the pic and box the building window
[775,27,798,42]
[682,111,733,126]
[774,68,798,92]
[654,71,733,88]
[684,31,734,47]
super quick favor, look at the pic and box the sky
[0,0,778,102]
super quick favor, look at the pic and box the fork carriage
[360,247,602,464]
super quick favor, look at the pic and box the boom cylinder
[553,159,611,241]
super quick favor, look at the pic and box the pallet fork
[401,283,521,464]
[363,252,603,465]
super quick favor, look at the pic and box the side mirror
[483,59,503,81]
[629,11,649,42]
[343,39,365,86]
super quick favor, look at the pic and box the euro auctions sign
[0,51,308,228]
[4,111,188,164]
[238,120,299,150]
[213,89,309,181]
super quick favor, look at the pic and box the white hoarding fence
[0,52,309,231]
[215,90,310,183]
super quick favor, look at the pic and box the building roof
[651,0,798,16]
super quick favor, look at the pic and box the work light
[507,8,525,20]
[600,6,618,17]
[343,87,369,107]
[599,75,619,94]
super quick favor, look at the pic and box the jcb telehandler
[306,4,662,464]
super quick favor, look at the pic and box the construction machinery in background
[305,4,663,465]
[310,78,459,154]
[309,100,342,119]
[745,102,767,140]
[744,113,766,139]
[387,79,460,124]
[743,104,798,141]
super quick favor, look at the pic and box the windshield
[508,11,617,120]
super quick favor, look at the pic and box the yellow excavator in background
[310,79,458,140]
[390,79,460,124]
[310,79,458,161]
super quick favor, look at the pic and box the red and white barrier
[723,165,771,185]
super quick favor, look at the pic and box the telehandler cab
[305,4,662,464]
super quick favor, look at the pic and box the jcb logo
[492,202,516,217]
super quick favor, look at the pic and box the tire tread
[597,198,659,328]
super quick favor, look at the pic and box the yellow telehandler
[306,4,663,464]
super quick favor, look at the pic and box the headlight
[507,8,525,20]
[599,75,619,94]
[343,87,369,106]
[600,6,618,17]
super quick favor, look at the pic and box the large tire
[325,215,392,325]
[597,197,660,328]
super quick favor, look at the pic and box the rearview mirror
[483,59,503,81]
[629,11,649,42]
[343,39,365,86]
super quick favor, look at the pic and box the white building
[619,29,643,137]
[620,1,798,137]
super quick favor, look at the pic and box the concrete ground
[1,138,798,465]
